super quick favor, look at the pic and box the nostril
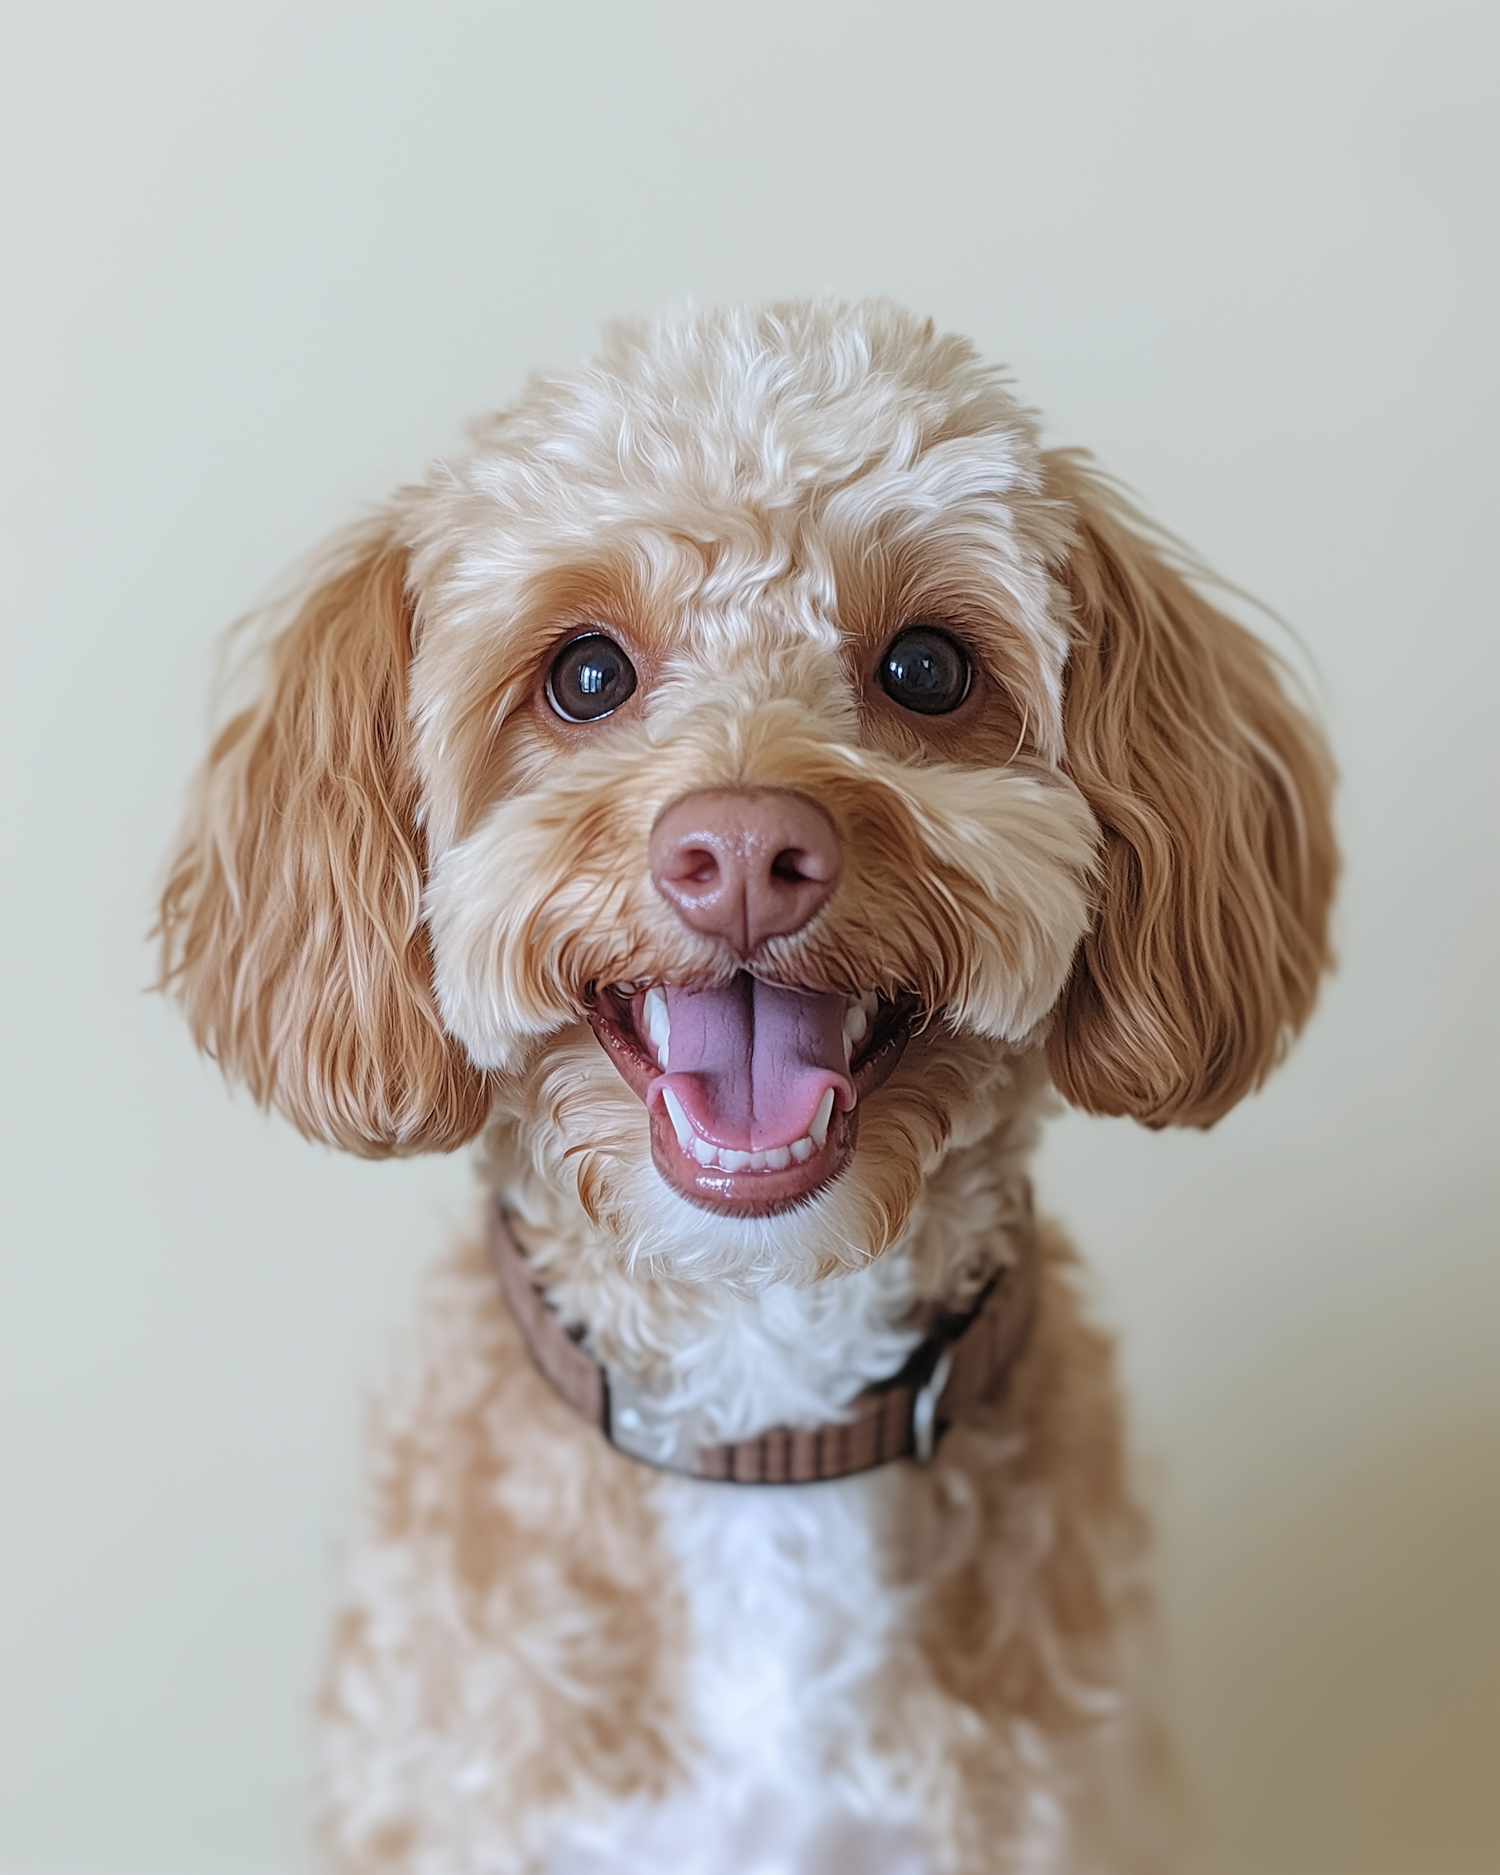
[676,846,720,889]
[770,847,813,885]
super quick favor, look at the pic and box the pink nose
[649,789,842,954]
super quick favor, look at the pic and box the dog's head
[160,303,1335,1277]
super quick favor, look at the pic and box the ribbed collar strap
[488,1196,1038,1484]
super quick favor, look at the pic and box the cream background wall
[1,4,1495,1872]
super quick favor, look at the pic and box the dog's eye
[546,633,639,722]
[878,626,971,715]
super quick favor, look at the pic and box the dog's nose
[649,789,842,954]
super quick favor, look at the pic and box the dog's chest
[541,1469,936,1875]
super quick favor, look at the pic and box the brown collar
[488,1196,1038,1484]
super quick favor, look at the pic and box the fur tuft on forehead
[466,300,1042,517]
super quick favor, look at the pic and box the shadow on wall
[1169,1179,1500,1875]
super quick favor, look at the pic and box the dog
[159,301,1336,1873]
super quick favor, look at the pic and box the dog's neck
[480,1053,1042,1465]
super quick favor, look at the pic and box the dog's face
[159,303,1336,1280]
[406,309,1096,1273]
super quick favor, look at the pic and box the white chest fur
[542,1468,936,1875]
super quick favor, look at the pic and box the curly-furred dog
[160,302,1336,1873]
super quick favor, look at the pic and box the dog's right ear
[157,524,493,1157]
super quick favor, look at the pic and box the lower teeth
[657,1087,835,1172]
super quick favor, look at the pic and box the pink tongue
[647,976,856,1151]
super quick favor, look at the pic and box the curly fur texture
[160,301,1336,1872]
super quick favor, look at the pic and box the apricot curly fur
[158,531,493,1155]
[160,300,1334,1873]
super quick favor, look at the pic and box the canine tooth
[842,1000,868,1048]
[790,1135,814,1163]
[659,1087,694,1148]
[720,1148,750,1172]
[764,1146,791,1171]
[692,1135,718,1167]
[810,1088,835,1148]
[643,986,670,1068]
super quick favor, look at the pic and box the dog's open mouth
[587,975,917,1215]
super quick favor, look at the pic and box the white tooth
[862,991,879,1022]
[790,1135,814,1163]
[842,1001,868,1047]
[720,1149,750,1172]
[643,986,670,1068]
[693,1135,718,1167]
[659,1087,694,1148]
[747,1151,768,1171]
[764,1146,791,1171]
[810,1088,835,1148]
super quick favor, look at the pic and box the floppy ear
[1043,451,1337,1128]
[158,523,493,1157]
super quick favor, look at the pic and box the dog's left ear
[1043,451,1338,1128]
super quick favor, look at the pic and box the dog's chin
[586,979,916,1219]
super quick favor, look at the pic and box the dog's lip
[585,981,918,1217]
[645,1096,858,1217]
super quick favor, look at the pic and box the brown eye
[878,625,971,715]
[546,633,638,722]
